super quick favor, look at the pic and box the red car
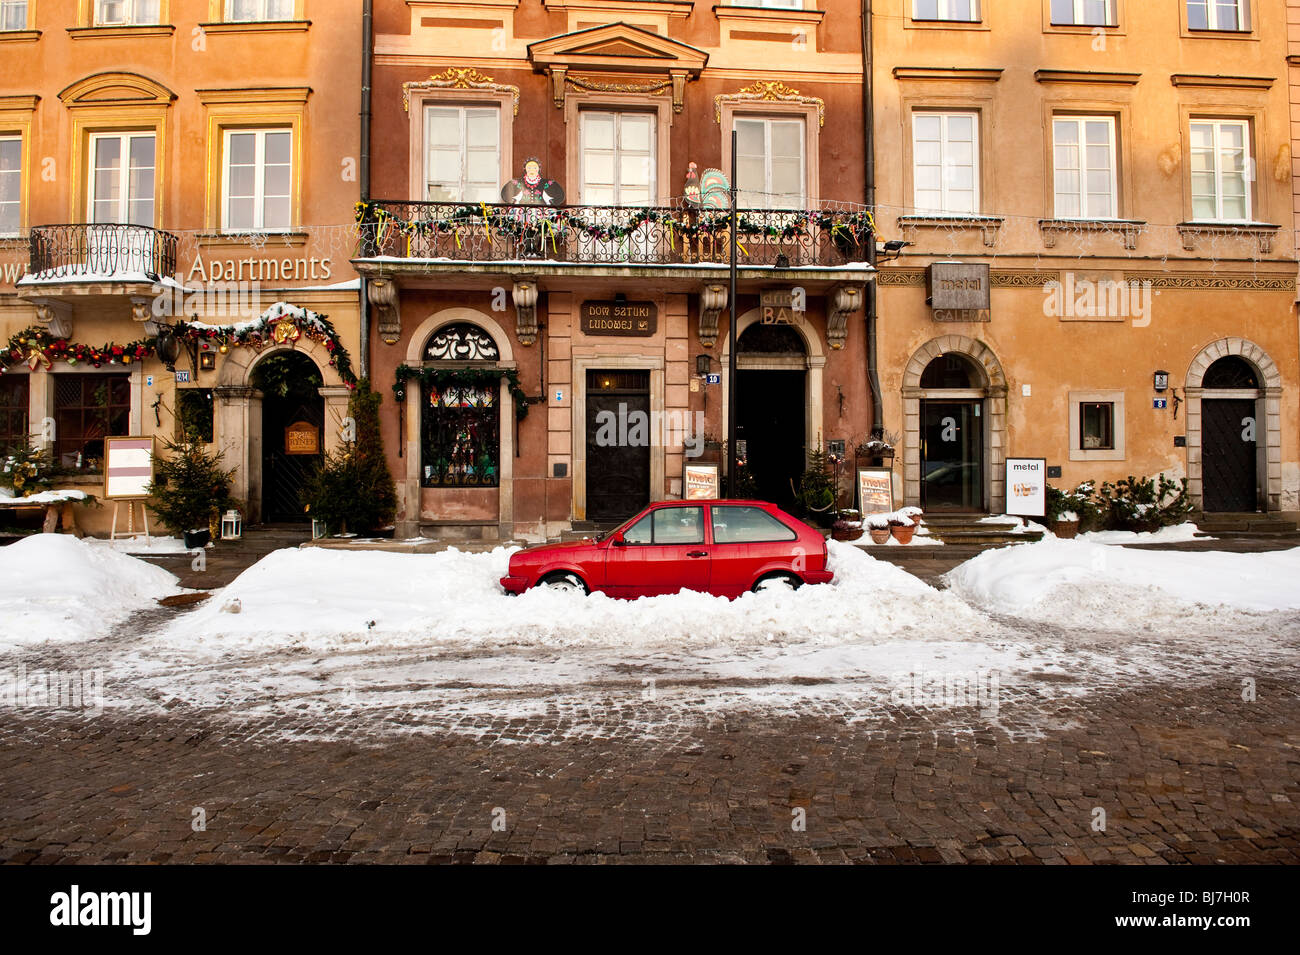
[500,499,834,599]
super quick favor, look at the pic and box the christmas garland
[1,327,154,373]
[356,201,875,251]
[184,302,358,387]
[393,364,531,421]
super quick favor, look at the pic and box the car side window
[712,505,798,544]
[651,506,705,545]
[623,513,653,545]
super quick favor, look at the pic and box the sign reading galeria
[580,300,657,337]
[1005,457,1046,517]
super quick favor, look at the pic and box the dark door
[586,370,651,522]
[255,353,324,523]
[736,369,805,510]
[921,400,983,511]
[1202,398,1257,512]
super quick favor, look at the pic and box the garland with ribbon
[392,364,531,421]
[1,327,155,373]
[356,201,876,252]
[184,303,357,387]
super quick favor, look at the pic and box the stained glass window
[420,323,502,488]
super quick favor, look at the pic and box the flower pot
[183,528,211,549]
[868,527,892,545]
[890,523,917,545]
[833,527,864,542]
[1052,519,1080,539]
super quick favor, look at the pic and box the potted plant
[865,512,892,544]
[1046,482,1095,539]
[889,510,918,545]
[302,379,398,536]
[146,438,239,548]
[792,445,838,528]
[832,508,863,542]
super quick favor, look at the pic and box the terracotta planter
[833,527,864,542]
[1052,519,1080,539]
[889,523,917,545]
[868,527,892,545]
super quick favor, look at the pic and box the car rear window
[711,505,798,543]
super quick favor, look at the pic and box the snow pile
[1077,523,1205,544]
[0,535,180,648]
[157,539,994,653]
[944,537,1300,630]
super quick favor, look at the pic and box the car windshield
[597,514,641,543]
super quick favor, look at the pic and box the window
[711,505,797,544]
[95,0,160,25]
[0,136,19,236]
[0,1,27,30]
[734,116,805,209]
[580,111,655,206]
[912,113,978,215]
[419,324,501,489]
[735,0,802,8]
[424,105,500,203]
[1187,0,1249,31]
[89,132,155,225]
[222,129,292,232]
[652,506,705,545]
[0,375,28,453]
[1053,116,1116,219]
[175,389,214,444]
[1190,120,1251,222]
[1080,402,1114,450]
[225,0,293,21]
[54,374,130,470]
[1051,0,1115,25]
[623,513,653,544]
[913,0,979,22]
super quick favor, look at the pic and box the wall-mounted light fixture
[1153,370,1169,393]
[696,354,712,377]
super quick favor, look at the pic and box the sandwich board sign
[1005,457,1046,518]
[104,436,155,499]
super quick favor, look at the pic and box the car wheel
[752,572,802,593]
[540,572,589,595]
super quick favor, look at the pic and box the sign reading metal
[1005,457,1047,518]
[580,300,657,337]
[927,262,991,311]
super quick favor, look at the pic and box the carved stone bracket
[897,215,1004,248]
[367,278,401,345]
[698,284,727,348]
[1176,222,1279,256]
[826,285,863,351]
[1038,218,1145,251]
[31,300,73,340]
[513,279,539,345]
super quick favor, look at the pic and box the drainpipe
[359,0,374,380]
[862,0,883,438]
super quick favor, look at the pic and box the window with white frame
[733,0,802,8]
[222,128,292,232]
[89,132,155,225]
[424,105,500,203]
[1053,116,1117,219]
[580,111,655,206]
[1051,0,1115,26]
[1190,119,1251,222]
[95,0,161,26]
[0,137,19,236]
[1187,0,1249,31]
[225,0,294,21]
[913,0,979,22]
[912,112,979,215]
[734,116,805,209]
[0,1,27,30]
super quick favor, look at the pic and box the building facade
[0,1,362,533]
[873,0,1299,515]
[357,0,874,540]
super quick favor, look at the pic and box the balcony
[27,223,178,281]
[353,200,876,283]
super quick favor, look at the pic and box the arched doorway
[735,323,807,511]
[251,351,324,523]
[903,336,1008,512]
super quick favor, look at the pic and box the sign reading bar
[580,300,657,337]
[927,262,991,311]
[1005,457,1047,518]
[285,421,321,455]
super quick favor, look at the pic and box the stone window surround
[406,87,515,205]
[1068,389,1126,461]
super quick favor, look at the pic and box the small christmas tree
[303,379,397,535]
[793,444,837,525]
[0,443,52,497]
[147,438,239,534]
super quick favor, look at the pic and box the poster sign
[683,463,720,500]
[1005,457,1047,517]
[104,436,155,500]
[285,421,321,455]
[856,468,893,517]
[580,300,657,336]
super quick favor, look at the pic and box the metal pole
[726,130,739,498]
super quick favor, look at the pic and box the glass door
[921,400,983,511]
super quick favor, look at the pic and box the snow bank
[157,540,993,653]
[1077,523,1204,544]
[943,537,1300,630]
[0,535,180,648]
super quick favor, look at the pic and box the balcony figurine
[502,158,565,258]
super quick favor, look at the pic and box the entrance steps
[900,514,1045,548]
[1192,513,1300,539]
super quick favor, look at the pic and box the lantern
[220,509,242,541]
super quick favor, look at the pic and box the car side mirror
[611,534,627,547]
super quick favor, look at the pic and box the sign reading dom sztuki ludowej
[580,300,657,337]
[1005,458,1047,518]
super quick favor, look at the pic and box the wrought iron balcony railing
[28,223,179,281]
[355,200,875,268]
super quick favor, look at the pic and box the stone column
[214,385,262,522]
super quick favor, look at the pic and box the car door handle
[687,550,708,558]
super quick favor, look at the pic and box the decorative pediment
[715,80,824,127]
[59,72,177,108]
[403,68,520,114]
[529,21,707,75]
